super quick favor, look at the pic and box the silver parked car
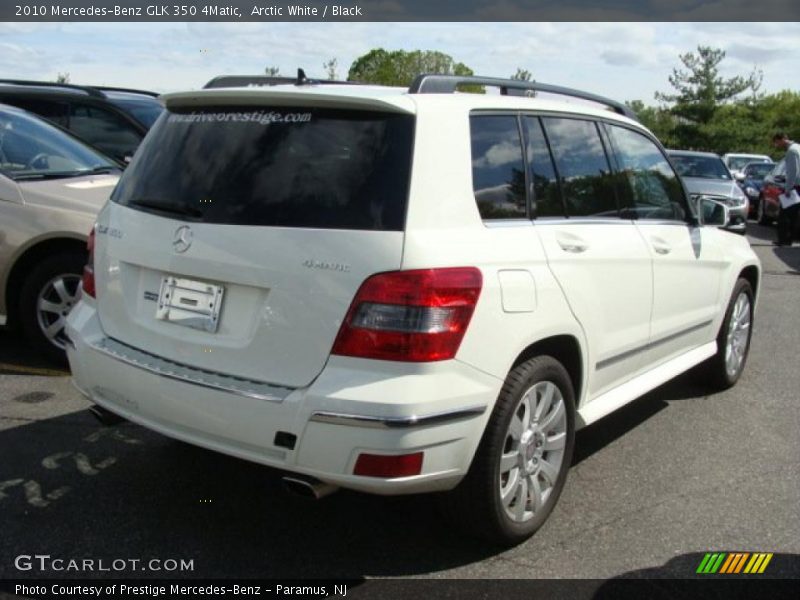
[668,150,748,234]
[0,103,120,362]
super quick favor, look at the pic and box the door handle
[559,242,588,253]
[556,233,588,254]
[650,236,671,255]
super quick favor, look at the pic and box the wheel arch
[739,264,760,301]
[3,236,87,328]
[510,334,584,410]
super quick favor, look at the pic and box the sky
[0,22,794,104]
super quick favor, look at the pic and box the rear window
[112,106,414,231]
[671,154,731,180]
[107,97,164,128]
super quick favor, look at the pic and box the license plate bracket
[155,276,224,333]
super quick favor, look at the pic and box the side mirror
[734,172,745,182]
[775,174,786,184]
[697,196,730,227]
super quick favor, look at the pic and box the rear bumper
[65,301,501,495]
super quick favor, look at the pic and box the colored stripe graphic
[719,553,743,574]
[758,553,773,573]
[700,552,774,574]
[719,554,736,574]
[697,553,713,573]
[733,553,750,573]
[743,553,774,574]
[697,553,727,574]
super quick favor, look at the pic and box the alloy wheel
[499,381,568,523]
[35,273,81,350]
[725,291,751,378]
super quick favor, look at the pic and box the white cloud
[474,140,522,169]
[0,22,796,102]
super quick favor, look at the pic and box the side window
[541,117,618,218]
[523,117,563,217]
[469,115,527,220]
[69,103,141,161]
[606,125,686,221]
[5,99,69,128]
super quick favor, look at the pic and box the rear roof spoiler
[204,69,361,90]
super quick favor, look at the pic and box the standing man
[772,132,800,246]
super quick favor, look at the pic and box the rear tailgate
[94,92,415,389]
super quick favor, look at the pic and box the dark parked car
[0,80,163,165]
[668,149,748,234]
[740,161,777,219]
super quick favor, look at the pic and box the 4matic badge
[302,259,351,273]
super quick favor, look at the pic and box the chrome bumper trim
[88,337,293,403]
[309,405,487,429]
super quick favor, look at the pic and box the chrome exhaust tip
[282,475,339,500]
[88,404,126,426]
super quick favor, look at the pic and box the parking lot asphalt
[0,222,798,583]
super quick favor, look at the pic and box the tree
[626,100,679,148]
[264,66,280,76]
[511,68,532,81]
[347,49,474,87]
[323,58,338,80]
[655,45,762,125]
[55,72,70,84]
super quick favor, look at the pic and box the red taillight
[331,268,482,362]
[81,226,96,298]
[354,452,424,478]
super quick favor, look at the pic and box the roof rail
[92,86,160,98]
[408,74,638,120]
[0,79,106,98]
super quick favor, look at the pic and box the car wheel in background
[757,196,771,225]
[19,252,86,365]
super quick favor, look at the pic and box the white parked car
[66,74,760,545]
[722,152,773,180]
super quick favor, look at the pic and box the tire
[440,355,575,546]
[757,197,771,226]
[701,278,754,391]
[19,252,86,365]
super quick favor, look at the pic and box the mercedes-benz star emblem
[172,225,193,253]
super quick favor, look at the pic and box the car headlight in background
[730,186,747,207]
[744,186,759,198]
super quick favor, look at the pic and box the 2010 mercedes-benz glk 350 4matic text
[66,73,760,545]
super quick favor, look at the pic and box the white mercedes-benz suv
[66,73,760,545]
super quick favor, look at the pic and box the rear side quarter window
[469,115,527,220]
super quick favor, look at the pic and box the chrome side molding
[310,405,487,429]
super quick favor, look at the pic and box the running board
[576,342,717,429]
